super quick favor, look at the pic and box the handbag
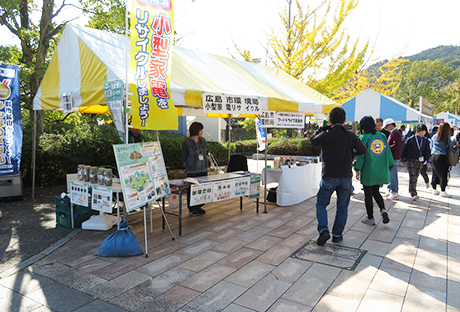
[447,143,459,167]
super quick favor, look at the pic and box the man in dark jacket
[383,118,402,200]
[311,107,367,245]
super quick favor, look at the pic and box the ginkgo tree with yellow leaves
[268,0,368,95]
[332,57,408,104]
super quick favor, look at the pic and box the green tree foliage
[268,0,368,95]
[81,0,126,34]
[406,45,460,75]
[395,59,458,110]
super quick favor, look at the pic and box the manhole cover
[292,241,366,270]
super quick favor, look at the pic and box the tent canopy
[434,112,460,127]
[342,88,430,123]
[33,24,338,117]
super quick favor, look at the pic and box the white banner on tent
[202,92,265,115]
[260,111,305,128]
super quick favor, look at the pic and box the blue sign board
[0,64,22,176]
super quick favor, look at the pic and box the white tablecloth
[262,163,321,206]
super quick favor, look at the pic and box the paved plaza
[1,160,460,312]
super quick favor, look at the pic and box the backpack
[447,144,460,167]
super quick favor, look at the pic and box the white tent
[434,112,460,127]
[342,89,431,123]
[33,24,338,117]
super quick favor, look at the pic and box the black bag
[267,187,277,202]
[447,144,460,167]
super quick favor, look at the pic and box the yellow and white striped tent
[33,24,339,117]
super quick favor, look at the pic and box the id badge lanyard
[415,135,424,162]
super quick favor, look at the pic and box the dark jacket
[311,124,367,178]
[388,128,402,160]
[401,135,431,163]
[181,137,209,175]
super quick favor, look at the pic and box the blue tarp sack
[96,221,144,257]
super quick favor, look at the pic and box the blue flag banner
[0,64,22,176]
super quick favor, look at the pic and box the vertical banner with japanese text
[0,64,22,176]
[130,0,178,130]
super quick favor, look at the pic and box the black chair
[227,154,248,172]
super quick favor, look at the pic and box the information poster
[92,186,113,213]
[213,180,233,202]
[104,80,124,133]
[114,141,170,212]
[260,111,305,128]
[233,177,250,197]
[190,183,213,206]
[70,182,89,207]
[249,174,261,199]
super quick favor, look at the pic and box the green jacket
[354,132,395,186]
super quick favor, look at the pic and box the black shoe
[332,235,343,243]
[196,207,206,215]
[381,209,390,224]
[189,210,200,217]
[317,231,331,246]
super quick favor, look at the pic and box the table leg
[116,192,120,230]
[162,197,165,230]
[256,198,259,214]
[143,206,148,258]
[179,189,183,236]
[240,196,243,210]
[71,203,74,229]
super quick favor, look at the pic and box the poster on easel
[213,180,233,202]
[70,182,89,207]
[91,186,113,213]
[113,141,170,212]
[190,183,213,206]
[249,174,261,199]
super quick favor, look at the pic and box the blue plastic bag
[96,221,144,257]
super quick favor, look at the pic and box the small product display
[89,166,98,184]
[104,168,113,186]
[83,165,90,182]
[77,164,85,181]
[98,167,105,185]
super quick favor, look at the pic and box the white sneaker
[387,193,399,200]
[432,189,440,195]
[383,190,391,197]
[440,192,452,198]
[411,195,419,201]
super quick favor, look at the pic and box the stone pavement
[1,160,460,312]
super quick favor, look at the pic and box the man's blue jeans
[316,177,352,237]
[387,160,399,193]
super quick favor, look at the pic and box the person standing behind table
[419,124,432,189]
[430,122,454,198]
[354,116,394,226]
[382,118,401,200]
[400,124,432,200]
[181,122,209,216]
[128,127,146,143]
[310,107,367,245]
[375,117,390,138]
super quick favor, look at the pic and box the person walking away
[419,125,432,189]
[311,107,367,245]
[355,116,394,226]
[400,124,432,200]
[430,122,454,198]
[382,118,401,200]
[375,117,390,138]
[181,122,209,216]
[430,126,438,138]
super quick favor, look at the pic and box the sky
[1,0,460,68]
[173,0,460,67]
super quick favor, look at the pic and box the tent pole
[263,127,268,213]
[31,110,37,199]
[124,3,129,144]
[228,117,232,163]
